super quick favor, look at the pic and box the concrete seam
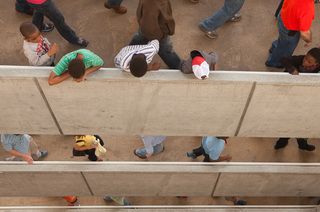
[211,172,221,197]
[33,78,63,134]
[81,172,94,196]
[234,82,257,136]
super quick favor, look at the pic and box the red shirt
[281,0,315,31]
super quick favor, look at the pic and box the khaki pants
[6,136,41,161]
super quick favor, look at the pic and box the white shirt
[114,40,159,72]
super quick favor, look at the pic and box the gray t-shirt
[1,134,30,154]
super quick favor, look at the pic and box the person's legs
[135,148,148,157]
[107,0,124,7]
[274,137,290,150]
[266,13,300,67]
[152,143,164,154]
[129,28,149,45]
[200,0,245,31]
[296,138,315,151]
[28,136,41,160]
[105,196,131,206]
[29,0,79,44]
[15,0,32,13]
[31,8,45,31]
[85,148,98,161]
[187,146,203,159]
[158,36,181,69]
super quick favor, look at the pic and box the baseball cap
[192,56,209,80]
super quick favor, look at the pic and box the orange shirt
[281,0,315,31]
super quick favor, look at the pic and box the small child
[48,49,103,85]
[73,135,105,161]
[20,22,59,66]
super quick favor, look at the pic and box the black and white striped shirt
[114,40,159,72]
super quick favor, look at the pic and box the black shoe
[42,23,54,32]
[265,61,284,69]
[299,145,315,151]
[77,38,89,48]
[274,139,288,150]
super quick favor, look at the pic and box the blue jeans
[28,0,79,44]
[15,0,32,13]
[136,143,164,157]
[266,12,300,67]
[201,0,245,31]
[129,28,181,69]
[107,0,123,7]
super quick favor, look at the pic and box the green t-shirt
[53,49,103,76]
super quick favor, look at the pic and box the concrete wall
[0,207,318,212]
[2,66,320,137]
[1,162,320,197]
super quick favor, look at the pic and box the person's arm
[147,61,161,71]
[279,55,304,75]
[7,149,34,164]
[73,143,96,151]
[208,51,219,70]
[179,59,193,74]
[210,154,232,162]
[74,66,102,83]
[48,71,71,85]
[300,30,312,47]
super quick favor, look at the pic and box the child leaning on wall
[20,22,59,66]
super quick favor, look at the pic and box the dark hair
[20,22,38,38]
[307,48,320,63]
[68,58,86,79]
[129,56,148,77]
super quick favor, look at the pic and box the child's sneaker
[40,150,48,158]
[234,200,247,205]
[187,151,196,159]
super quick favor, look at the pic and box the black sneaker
[299,145,315,151]
[42,23,54,32]
[77,38,89,48]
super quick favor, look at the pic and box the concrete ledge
[1,162,320,197]
[2,66,320,137]
[0,205,318,212]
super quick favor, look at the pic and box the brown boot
[104,2,127,14]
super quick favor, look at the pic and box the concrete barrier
[1,162,320,197]
[1,66,320,137]
[0,206,318,212]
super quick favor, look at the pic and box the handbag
[73,140,86,156]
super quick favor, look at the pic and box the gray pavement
[1,0,320,207]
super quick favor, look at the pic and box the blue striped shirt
[114,40,159,72]
[1,134,30,154]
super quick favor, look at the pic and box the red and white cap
[191,56,209,80]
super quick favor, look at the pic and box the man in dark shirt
[279,47,320,75]
[274,48,320,151]
[129,0,181,69]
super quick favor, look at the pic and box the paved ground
[1,0,320,207]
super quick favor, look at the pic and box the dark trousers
[15,0,32,13]
[276,137,309,149]
[192,146,210,162]
[84,135,104,161]
[129,28,181,69]
[28,0,79,44]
